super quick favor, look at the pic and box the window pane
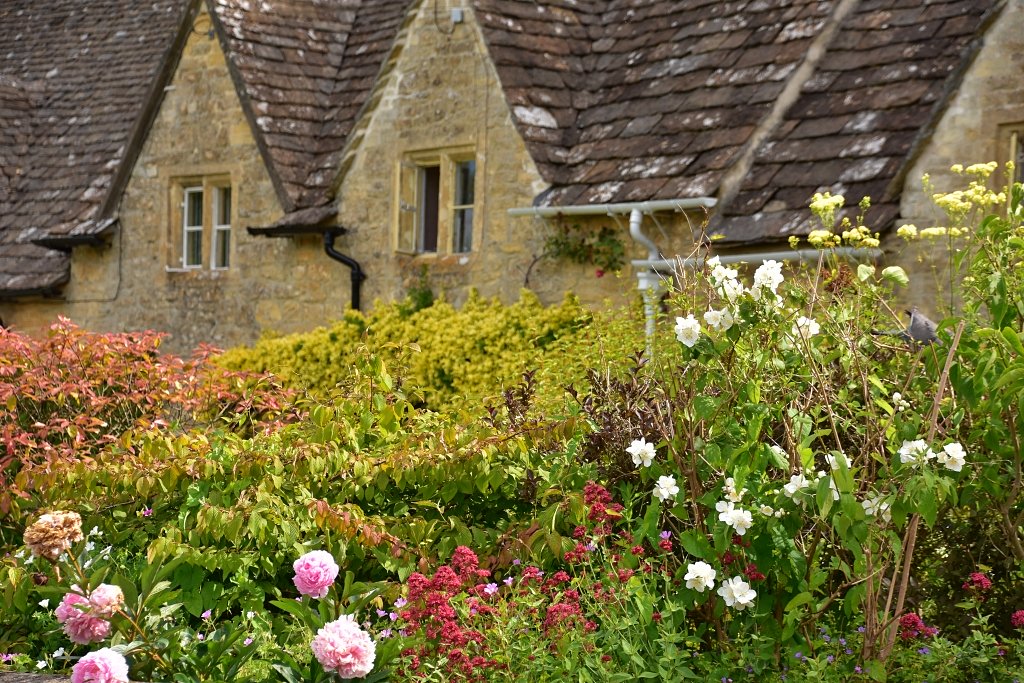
[216,187,232,226]
[185,229,202,267]
[454,207,473,253]
[185,189,203,227]
[214,228,230,268]
[1014,131,1023,184]
[455,160,475,205]
[419,166,440,253]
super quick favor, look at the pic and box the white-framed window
[396,149,476,255]
[182,186,204,268]
[170,178,233,270]
[213,186,232,269]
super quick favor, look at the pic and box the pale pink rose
[55,591,111,645]
[71,647,129,683]
[89,584,125,618]
[311,615,376,679]
[293,550,339,599]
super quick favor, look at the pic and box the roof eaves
[206,0,297,214]
[93,0,204,224]
[327,0,421,199]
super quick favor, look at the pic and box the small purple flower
[917,647,930,655]
[394,597,407,609]
[197,633,205,641]
[1,653,13,663]
[839,638,847,646]
[503,576,513,586]
[379,629,392,639]
[389,612,398,621]
[512,559,521,565]
[857,626,866,633]
[823,634,831,643]
[855,666,862,673]
[142,507,153,517]
[794,652,804,661]
[243,637,253,646]
[845,649,853,655]
[376,609,387,618]
[201,609,212,620]
[660,530,672,540]
[827,655,834,664]
[484,583,498,596]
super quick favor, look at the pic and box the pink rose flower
[293,550,339,599]
[89,584,125,618]
[311,615,376,679]
[55,592,111,645]
[71,647,129,683]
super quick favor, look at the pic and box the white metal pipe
[632,246,882,272]
[507,197,717,217]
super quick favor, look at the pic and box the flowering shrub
[0,317,291,519]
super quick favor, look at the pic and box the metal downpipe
[323,229,367,311]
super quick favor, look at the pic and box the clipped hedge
[215,290,597,410]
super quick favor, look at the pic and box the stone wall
[1,8,349,353]
[885,0,1024,316]
[335,3,704,312]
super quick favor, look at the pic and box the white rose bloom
[862,494,891,522]
[717,576,757,610]
[626,437,656,468]
[937,442,966,472]
[826,452,850,470]
[753,260,784,293]
[792,315,821,341]
[898,439,934,468]
[675,314,702,347]
[653,475,679,502]
[719,506,754,535]
[783,473,809,499]
[684,561,717,593]
[717,278,745,303]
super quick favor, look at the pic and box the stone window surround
[166,172,234,273]
[394,145,477,257]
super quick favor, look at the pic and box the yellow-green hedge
[215,290,597,410]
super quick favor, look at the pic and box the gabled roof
[211,0,413,214]
[0,0,190,296]
[711,0,1002,244]
[476,0,1002,243]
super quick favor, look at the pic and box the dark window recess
[419,165,440,253]
[453,160,475,253]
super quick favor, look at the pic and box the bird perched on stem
[872,307,938,345]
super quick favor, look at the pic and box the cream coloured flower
[898,439,934,468]
[937,442,966,472]
[684,561,717,593]
[626,438,656,468]
[653,475,679,502]
[717,576,757,610]
[704,307,735,331]
[791,315,820,341]
[674,314,702,348]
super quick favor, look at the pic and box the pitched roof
[0,0,189,295]
[477,0,1001,242]
[211,0,413,214]
[711,0,1001,244]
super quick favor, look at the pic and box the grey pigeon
[872,307,938,345]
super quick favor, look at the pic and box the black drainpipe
[323,229,367,311]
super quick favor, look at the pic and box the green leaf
[857,263,876,281]
[1001,327,1024,356]
[784,591,813,614]
[880,266,909,286]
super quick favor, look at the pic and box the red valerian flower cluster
[1011,609,1024,629]
[898,612,938,640]
[961,571,993,598]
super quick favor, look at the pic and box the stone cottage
[0,0,1021,351]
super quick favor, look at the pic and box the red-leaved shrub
[0,317,291,517]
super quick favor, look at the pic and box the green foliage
[215,290,592,411]
[543,222,627,273]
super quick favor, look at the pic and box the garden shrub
[215,290,594,411]
[0,318,290,523]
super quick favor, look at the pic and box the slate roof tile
[0,0,186,295]
[713,0,997,244]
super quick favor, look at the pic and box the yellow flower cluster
[807,229,841,249]
[809,192,845,230]
[841,224,881,248]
